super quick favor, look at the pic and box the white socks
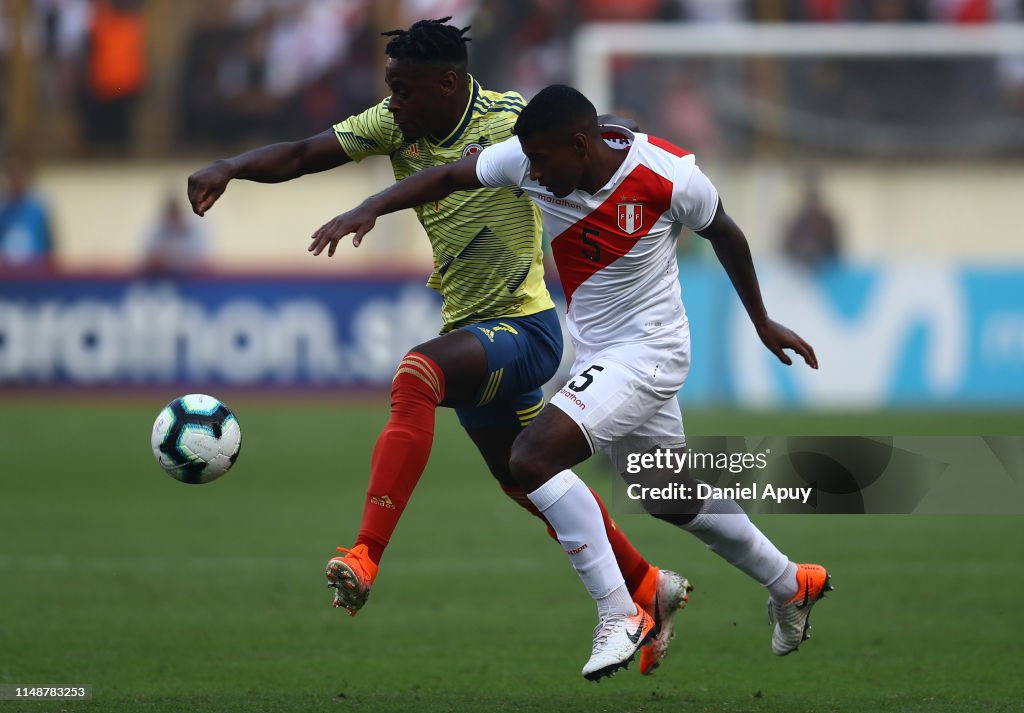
[528,470,635,617]
[682,496,796,602]
[768,561,799,603]
[526,471,797,615]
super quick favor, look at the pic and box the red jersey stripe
[647,135,691,158]
[551,163,673,306]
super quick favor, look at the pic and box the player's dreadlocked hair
[382,17,471,65]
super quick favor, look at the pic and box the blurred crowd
[178,0,378,144]
[2,0,1024,273]
[0,0,1022,159]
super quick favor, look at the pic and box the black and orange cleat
[767,563,832,655]
[634,567,693,675]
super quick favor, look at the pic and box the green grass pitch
[1,401,1022,712]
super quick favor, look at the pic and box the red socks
[355,348,651,596]
[500,483,651,596]
[356,353,444,564]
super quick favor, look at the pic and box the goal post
[574,23,1024,116]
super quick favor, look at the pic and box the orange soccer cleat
[634,566,693,675]
[325,544,379,616]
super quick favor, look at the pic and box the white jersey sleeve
[670,162,719,232]
[474,136,529,189]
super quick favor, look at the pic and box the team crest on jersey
[462,143,484,158]
[617,203,644,235]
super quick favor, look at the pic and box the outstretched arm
[308,154,485,256]
[698,199,818,369]
[187,130,349,216]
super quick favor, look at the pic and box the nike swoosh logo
[626,613,647,645]
[651,591,662,638]
[795,572,811,609]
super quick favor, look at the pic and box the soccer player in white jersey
[309,84,832,681]
[190,23,693,678]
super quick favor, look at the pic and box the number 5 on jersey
[567,364,605,393]
[581,227,602,262]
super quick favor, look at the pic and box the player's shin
[355,352,445,564]
[526,470,659,679]
[501,482,651,596]
[674,492,797,602]
[526,470,634,617]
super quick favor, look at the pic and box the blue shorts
[454,308,563,431]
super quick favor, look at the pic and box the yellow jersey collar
[434,75,479,149]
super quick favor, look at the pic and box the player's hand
[187,161,232,216]
[755,319,818,369]
[308,204,378,257]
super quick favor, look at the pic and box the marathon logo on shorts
[559,388,586,409]
[566,543,589,556]
[617,202,644,235]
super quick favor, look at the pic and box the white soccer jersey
[475,129,719,351]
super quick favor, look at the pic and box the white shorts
[548,329,691,471]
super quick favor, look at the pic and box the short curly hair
[514,85,597,140]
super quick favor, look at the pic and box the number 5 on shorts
[567,365,604,393]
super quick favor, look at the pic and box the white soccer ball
[151,394,242,484]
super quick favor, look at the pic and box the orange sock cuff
[391,352,445,404]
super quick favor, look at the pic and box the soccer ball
[151,394,242,484]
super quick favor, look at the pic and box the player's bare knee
[482,456,516,488]
[407,330,487,407]
[639,496,689,523]
[508,432,557,492]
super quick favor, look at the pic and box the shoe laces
[592,614,625,650]
[768,598,803,628]
[336,545,373,562]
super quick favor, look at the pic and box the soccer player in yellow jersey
[187,18,689,675]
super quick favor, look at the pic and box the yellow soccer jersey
[332,76,553,333]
